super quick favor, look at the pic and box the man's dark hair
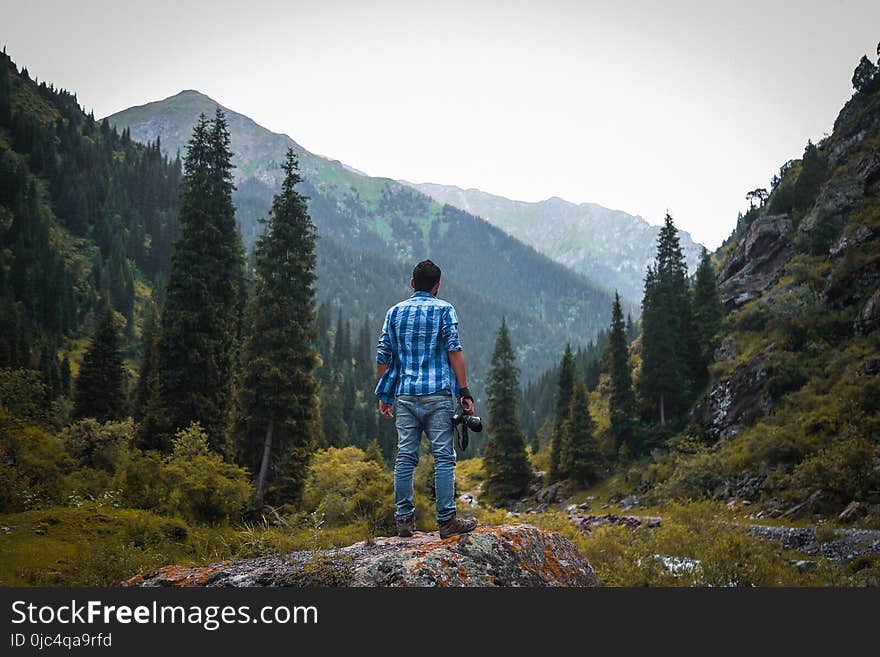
[412,259,441,292]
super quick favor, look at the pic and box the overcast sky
[4,0,879,247]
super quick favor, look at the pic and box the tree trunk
[255,415,275,505]
[659,394,665,426]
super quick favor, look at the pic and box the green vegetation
[144,110,245,452]
[230,149,320,506]
[72,305,126,422]
[482,319,532,503]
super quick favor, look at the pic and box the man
[375,259,478,539]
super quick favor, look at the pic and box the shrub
[162,452,253,524]
[792,436,880,502]
[302,446,394,532]
[170,421,211,459]
[0,410,74,511]
[61,418,135,473]
[113,450,169,511]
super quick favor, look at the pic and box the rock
[794,560,817,573]
[618,495,645,511]
[714,336,738,362]
[800,178,862,236]
[704,347,775,439]
[718,214,794,310]
[565,502,592,514]
[123,525,599,588]
[781,490,824,520]
[863,357,880,375]
[572,514,662,533]
[458,492,479,508]
[830,224,873,258]
[855,287,880,336]
[516,480,576,510]
[839,501,865,523]
[827,129,867,169]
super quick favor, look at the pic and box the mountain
[405,183,705,302]
[629,51,880,515]
[108,91,625,391]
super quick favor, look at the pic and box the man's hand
[379,400,394,419]
[458,386,474,415]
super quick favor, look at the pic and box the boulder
[718,214,794,310]
[618,495,646,511]
[123,524,599,588]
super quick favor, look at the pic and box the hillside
[407,182,704,302]
[621,52,880,519]
[0,50,180,380]
[108,92,624,392]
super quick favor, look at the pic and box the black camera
[452,412,483,432]
[452,407,482,452]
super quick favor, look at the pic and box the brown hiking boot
[396,515,415,537]
[438,515,478,539]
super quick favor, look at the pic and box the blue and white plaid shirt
[374,291,463,404]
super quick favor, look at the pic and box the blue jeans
[394,392,457,523]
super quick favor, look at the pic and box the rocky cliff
[123,525,599,588]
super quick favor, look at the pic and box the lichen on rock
[123,524,599,588]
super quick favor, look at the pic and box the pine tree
[365,438,384,466]
[639,214,696,425]
[73,305,126,422]
[483,319,532,503]
[559,382,602,486]
[606,291,638,454]
[0,51,11,128]
[148,111,245,452]
[691,247,723,379]
[133,300,159,421]
[549,343,576,481]
[230,149,319,506]
[59,355,71,396]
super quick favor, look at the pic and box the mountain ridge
[406,181,705,302]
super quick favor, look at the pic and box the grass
[0,505,376,587]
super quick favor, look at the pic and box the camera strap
[454,401,469,452]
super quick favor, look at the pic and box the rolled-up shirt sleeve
[441,305,462,353]
[376,309,393,364]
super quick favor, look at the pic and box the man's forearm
[447,350,468,390]
[376,362,388,385]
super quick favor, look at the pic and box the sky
[3,0,879,247]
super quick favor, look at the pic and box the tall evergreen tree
[559,382,602,485]
[639,213,696,425]
[606,291,638,454]
[133,300,159,421]
[230,149,320,506]
[147,111,244,452]
[549,343,576,481]
[483,319,532,503]
[691,247,723,379]
[73,305,126,422]
[0,51,11,128]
